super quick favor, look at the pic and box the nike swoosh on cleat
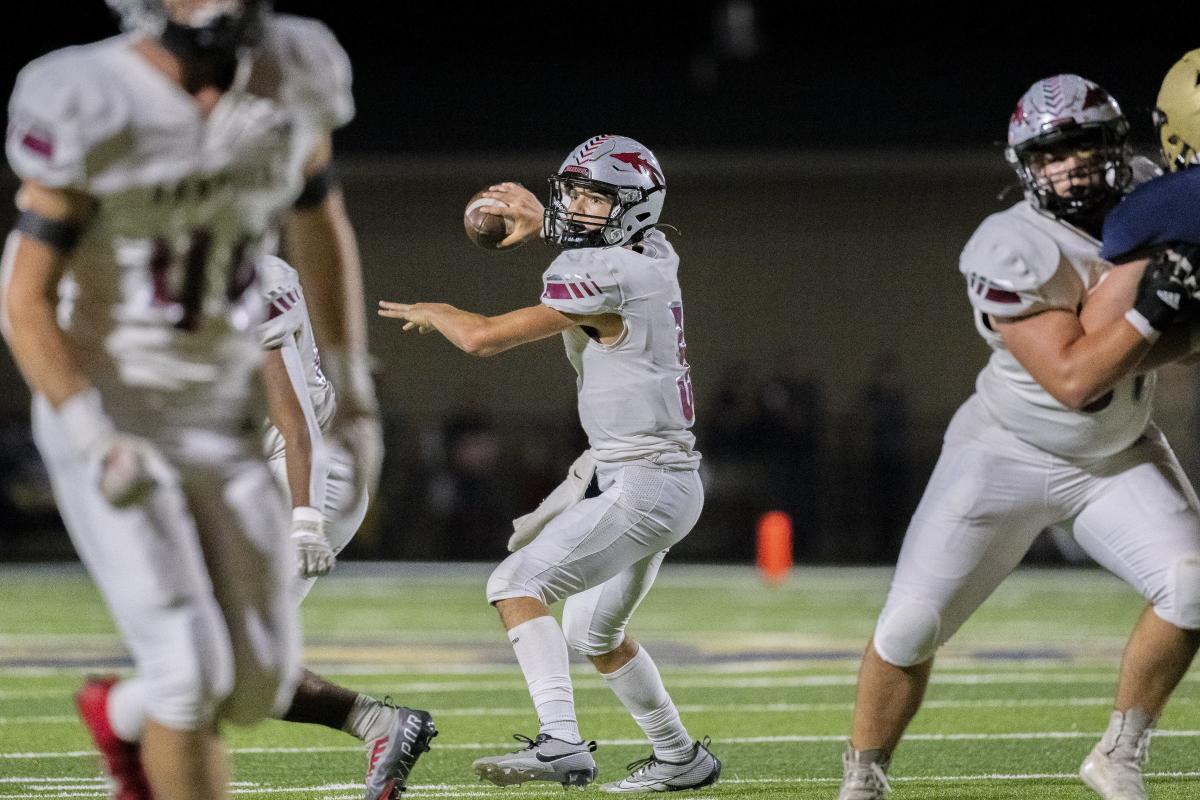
[535,751,585,763]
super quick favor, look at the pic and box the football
[463,190,511,250]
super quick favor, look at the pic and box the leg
[33,398,237,800]
[475,465,701,788]
[272,444,435,800]
[840,421,1055,799]
[142,720,227,800]
[564,547,722,793]
[850,641,934,757]
[1114,605,1200,715]
[1071,434,1200,799]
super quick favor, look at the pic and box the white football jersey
[959,201,1154,459]
[540,230,699,467]
[4,15,353,433]
[256,256,336,461]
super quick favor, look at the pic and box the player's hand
[96,434,162,508]
[290,506,335,578]
[478,182,544,248]
[1132,248,1198,331]
[377,301,440,333]
[58,388,163,508]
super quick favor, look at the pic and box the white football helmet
[544,135,666,248]
[1004,74,1131,220]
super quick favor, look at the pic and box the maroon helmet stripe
[985,287,1022,304]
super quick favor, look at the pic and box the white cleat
[1080,710,1154,800]
[472,733,597,788]
[600,737,721,793]
[837,745,891,800]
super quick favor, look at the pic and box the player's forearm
[425,305,502,356]
[1,247,89,406]
[1049,322,1152,410]
[264,345,330,511]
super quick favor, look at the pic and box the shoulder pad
[541,248,622,315]
[266,15,354,131]
[1102,169,1200,264]
[5,45,118,189]
[959,207,1063,317]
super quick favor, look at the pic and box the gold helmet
[1155,49,1200,171]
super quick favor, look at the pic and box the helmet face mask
[1155,49,1200,172]
[106,0,271,89]
[1005,75,1131,222]
[543,135,666,249]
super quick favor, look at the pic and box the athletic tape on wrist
[1124,309,1162,343]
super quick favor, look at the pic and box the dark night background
[0,2,1197,565]
[1,3,1193,154]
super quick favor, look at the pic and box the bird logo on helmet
[1154,49,1200,172]
[543,135,667,249]
[1004,74,1132,222]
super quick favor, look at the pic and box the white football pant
[32,395,299,730]
[487,461,704,656]
[874,395,1200,668]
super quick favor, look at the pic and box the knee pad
[485,557,547,605]
[562,603,622,657]
[873,601,942,667]
[143,650,232,731]
[1158,554,1200,630]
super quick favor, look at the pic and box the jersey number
[670,302,695,424]
[150,230,255,331]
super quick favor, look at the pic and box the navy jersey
[1102,168,1200,263]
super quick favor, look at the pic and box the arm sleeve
[5,57,87,190]
[540,250,623,315]
[959,214,1071,318]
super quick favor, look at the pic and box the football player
[73,254,437,799]
[1,2,388,798]
[378,135,721,793]
[836,76,1200,800]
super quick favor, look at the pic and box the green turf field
[1,563,1197,798]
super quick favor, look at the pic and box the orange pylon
[756,510,793,584]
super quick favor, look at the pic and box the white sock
[509,616,580,742]
[602,646,693,762]
[107,679,146,742]
[342,694,393,742]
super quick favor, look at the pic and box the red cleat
[75,676,153,800]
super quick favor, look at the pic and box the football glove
[291,506,335,578]
[1129,246,1199,336]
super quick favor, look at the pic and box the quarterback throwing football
[379,135,721,793]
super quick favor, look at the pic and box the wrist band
[1124,309,1162,343]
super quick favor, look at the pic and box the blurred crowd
[0,352,930,564]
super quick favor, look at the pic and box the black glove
[1132,246,1198,331]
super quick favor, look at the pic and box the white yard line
[6,694,1198,725]
[6,729,1200,760]
[5,773,1200,799]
